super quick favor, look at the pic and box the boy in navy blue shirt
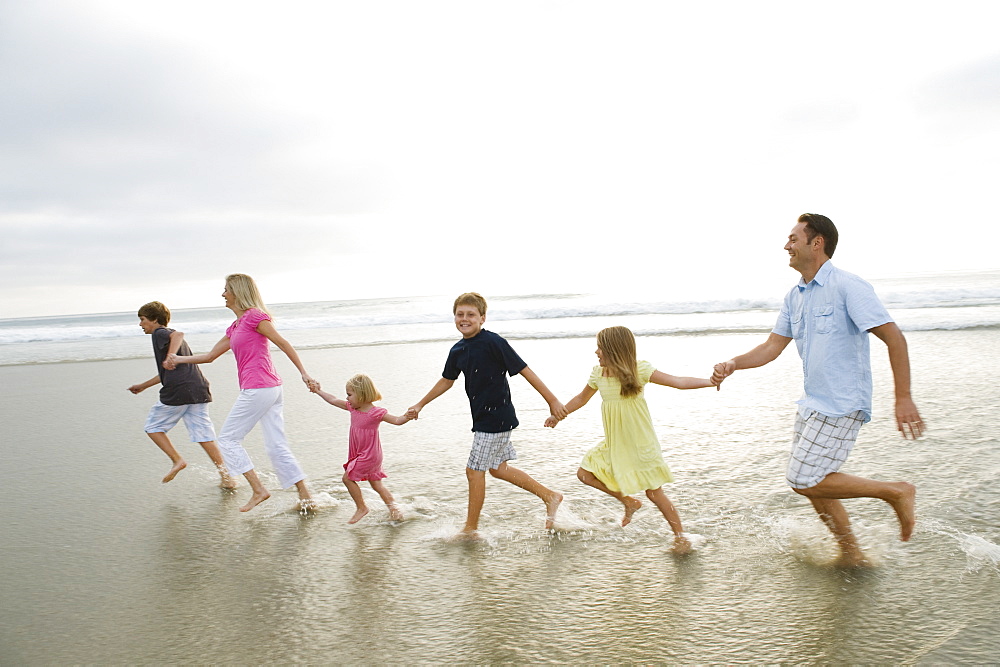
[408,292,567,537]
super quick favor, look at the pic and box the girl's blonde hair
[597,326,641,397]
[225,273,270,315]
[347,374,382,404]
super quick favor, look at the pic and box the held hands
[162,353,178,370]
[544,415,560,428]
[302,374,320,392]
[405,405,422,421]
[711,360,736,389]
[896,397,925,440]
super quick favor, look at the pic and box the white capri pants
[217,386,305,489]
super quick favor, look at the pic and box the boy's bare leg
[240,469,271,512]
[294,479,316,514]
[343,474,369,523]
[490,462,563,529]
[147,432,187,483]
[463,467,487,534]
[808,497,869,567]
[794,472,916,541]
[370,480,403,520]
[645,487,691,554]
[577,468,642,526]
[197,440,238,489]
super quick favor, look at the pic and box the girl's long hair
[225,273,270,315]
[597,326,641,397]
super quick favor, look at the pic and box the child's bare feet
[671,534,692,555]
[888,482,917,541]
[348,507,369,524]
[162,460,187,483]
[544,492,563,530]
[388,504,403,521]
[240,490,271,512]
[622,497,642,526]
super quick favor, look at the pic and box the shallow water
[2,330,999,663]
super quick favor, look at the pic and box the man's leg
[796,472,917,541]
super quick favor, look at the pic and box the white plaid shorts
[467,430,516,471]
[786,409,865,489]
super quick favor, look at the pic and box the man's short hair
[138,301,170,326]
[798,213,839,258]
[453,292,487,316]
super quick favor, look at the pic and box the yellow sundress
[580,361,674,495]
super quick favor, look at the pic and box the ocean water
[2,270,999,663]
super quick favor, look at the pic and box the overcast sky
[2,1,998,318]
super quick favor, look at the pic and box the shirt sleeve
[637,360,655,384]
[495,336,527,376]
[244,308,271,331]
[844,276,893,332]
[587,365,602,389]
[773,291,794,337]
[442,344,461,380]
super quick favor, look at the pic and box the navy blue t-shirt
[443,329,526,433]
[152,327,212,406]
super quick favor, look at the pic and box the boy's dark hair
[138,301,170,326]
[453,292,488,316]
[798,213,839,258]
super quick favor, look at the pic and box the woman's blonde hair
[225,273,270,315]
[597,326,641,397]
[347,374,382,404]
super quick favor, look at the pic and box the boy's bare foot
[622,497,642,526]
[348,507,369,524]
[162,460,187,483]
[388,504,403,521]
[671,534,692,555]
[888,482,917,541]
[544,492,563,530]
[240,490,271,512]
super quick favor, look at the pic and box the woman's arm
[255,319,318,389]
[165,336,230,369]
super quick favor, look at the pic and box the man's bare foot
[622,497,642,526]
[162,460,187,483]
[544,492,563,530]
[387,504,403,521]
[240,490,271,512]
[671,534,692,555]
[348,507,369,524]
[834,550,873,568]
[888,482,917,541]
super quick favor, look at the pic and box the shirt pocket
[790,308,805,339]
[812,304,835,334]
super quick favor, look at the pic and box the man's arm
[712,333,792,385]
[519,366,568,420]
[870,322,924,439]
[406,377,455,419]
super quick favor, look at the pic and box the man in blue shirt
[712,213,923,567]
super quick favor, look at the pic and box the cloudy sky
[2,1,998,318]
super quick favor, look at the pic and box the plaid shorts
[467,430,516,471]
[786,409,865,489]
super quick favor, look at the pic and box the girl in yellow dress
[546,326,717,553]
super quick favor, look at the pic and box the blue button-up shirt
[772,261,892,422]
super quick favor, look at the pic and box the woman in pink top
[166,274,316,513]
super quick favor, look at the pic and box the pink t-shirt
[226,308,282,390]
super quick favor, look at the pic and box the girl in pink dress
[313,374,411,523]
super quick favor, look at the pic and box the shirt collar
[797,259,834,291]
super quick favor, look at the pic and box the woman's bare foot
[240,490,271,512]
[622,497,642,526]
[671,534,692,555]
[888,482,917,541]
[544,492,563,530]
[348,507,369,524]
[387,504,403,521]
[162,460,187,483]
[218,472,238,490]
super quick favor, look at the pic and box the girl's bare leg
[645,487,690,554]
[577,468,642,526]
[343,474,368,523]
[491,462,562,529]
[147,432,187,483]
[197,440,238,489]
[370,480,402,520]
[240,469,271,512]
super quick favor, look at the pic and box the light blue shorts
[144,401,217,443]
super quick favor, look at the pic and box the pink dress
[344,403,388,481]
